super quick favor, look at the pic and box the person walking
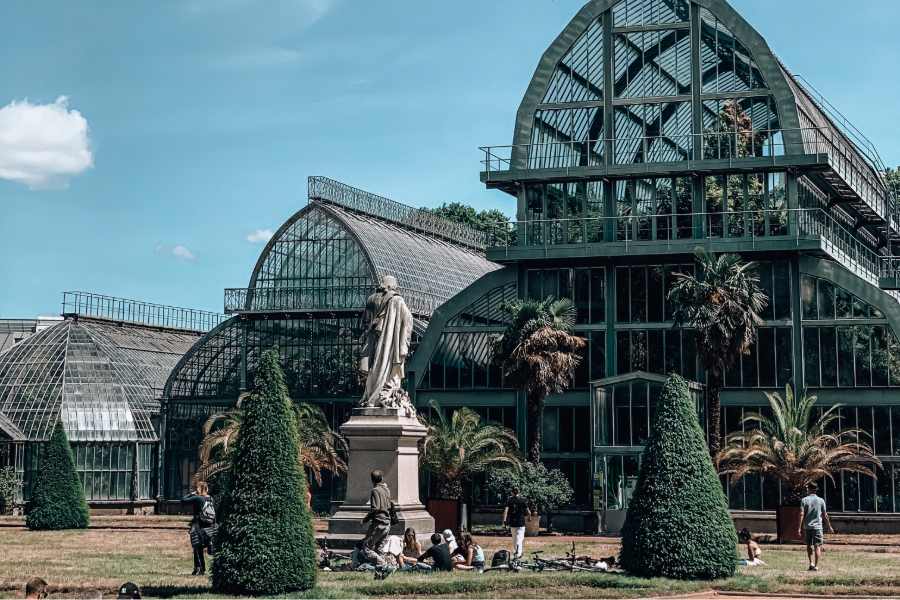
[797,482,833,571]
[181,481,216,575]
[501,486,530,559]
[359,469,393,580]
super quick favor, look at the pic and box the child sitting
[738,528,766,566]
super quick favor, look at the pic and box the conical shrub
[211,348,317,595]
[27,419,89,530]
[619,374,738,580]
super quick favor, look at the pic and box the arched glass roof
[0,318,201,442]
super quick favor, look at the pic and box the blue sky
[1,0,898,317]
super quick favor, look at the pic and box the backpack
[492,550,510,567]
[200,497,216,525]
[388,502,399,526]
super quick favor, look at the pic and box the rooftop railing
[62,292,227,331]
[480,127,894,223]
[224,285,447,317]
[308,176,488,251]
[484,207,889,288]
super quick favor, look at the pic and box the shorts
[804,528,823,547]
[472,560,485,569]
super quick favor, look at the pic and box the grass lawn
[2,520,900,599]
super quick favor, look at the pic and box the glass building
[0,294,219,508]
[407,0,900,531]
[159,177,500,511]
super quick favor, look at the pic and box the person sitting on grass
[24,578,48,600]
[418,533,454,571]
[382,535,410,569]
[115,583,141,600]
[737,528,766,566]
[453,532,485,572]
[402,527,422,565]
[798,482,833,572]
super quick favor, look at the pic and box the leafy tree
[486,462,573,516]
[211,348,317,595]
[419,400,521,499]
[26,420,89,530]
[0,467,23,515]
[419,202,516,245]
[194,396,346,489]
[489,297,585,464]
[715,384,881,506]
[668,247,767,454]
[619,374,737,580]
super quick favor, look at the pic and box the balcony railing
[480,127,894,223]
[484,208,889,288]
[224,285,447,317]
[62,292,227,331]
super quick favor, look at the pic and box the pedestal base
[328,407,435,542]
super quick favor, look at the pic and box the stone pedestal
[327,408,434,543]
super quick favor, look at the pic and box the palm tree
[715,385,881,506]
[420,400,522,499]
[489,297,585,464]
[193,393,347,488]
[668,247,767,454]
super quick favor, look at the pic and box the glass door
[595,453,641,533]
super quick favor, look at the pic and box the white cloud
[0,96,94,190]
[245,229,274,243]
[155,244,197,261]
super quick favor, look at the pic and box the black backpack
[492,550,510,567]
[388,502,399,526]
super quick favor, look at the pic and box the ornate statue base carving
[326,408,434,544]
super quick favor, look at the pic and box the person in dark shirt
[418,533,454,571]
[359,470,392,579]
[181,481,215,575]
[502,486,531,558]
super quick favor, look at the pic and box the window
[803,325,899,388]
[595,380,668,446]
[615,329,696,380]
[543,15,604,104]
[530,109,605,170]
[615,264,694,322]
[613,29,690,99]
[699,7,766,93]
[542,406,591,453]
[703,173,787,237]
[701,98,781,159]
[800,275,882,321]
[74,443,140,501]
[543,458,592,507]
[528,268,605,325]
[612,0,689,27]
[724,326,792,387]
[614,101,692,164]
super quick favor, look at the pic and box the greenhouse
[406,0,900,532]
[0,295,217,509]
[159,177,500,511]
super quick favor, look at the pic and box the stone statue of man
[359,276,415,416]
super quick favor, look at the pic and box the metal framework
[309,176,489,250]
[62,292,227,331]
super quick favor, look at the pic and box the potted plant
[487,462,573,536]
[715,384,880,542]
[419,400,522,532]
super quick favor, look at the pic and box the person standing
[797,482,833,571]
[181,481,215,575]
[501,486,531,559]
[359,469,393,580]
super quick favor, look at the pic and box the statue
[359,276,416,417]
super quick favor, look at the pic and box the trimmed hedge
[27,419,89,530]
[211,348,317,595]
[619,374,738,580]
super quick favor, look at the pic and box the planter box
[777,506,804,543]
[429,499,459,534]
[524,515,541,537]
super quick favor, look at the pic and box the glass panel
[617,267,630,322]
[776,327,792,386]
[757,328,775,386]
[665,330,682,375]
[632,383,649,445]
[836,287,853,319]
[818,280,835,320]
[615,384,631,446]
[855,326,872,387]
[675,177,693,239]
[590,268,605,324]
[773,262,791,320]
[606,455,623,509]
[587,181,604,243]
[543,408,559,453]
[729,477,745,510]
[574,407,590,453]
[838,327,855,386]
[745,474,762,510]
[874,406,891,456]
[757,262,774,320]
[825,473,842,512]
[631,330,647,372]
[575,269,590,324]
[631,267,647,322]
[873,326,889,386]
[617,331,631,375]
[624,455,640,508]
[861,471,876,512]
[647,266,664,322]
[878,466,894,512]
[804,327,820,387]
[821,327,837,386]
[769,173,787,236]
[742,340,758,387]
[648,330,665,374]
[727,174,744,237]
[762,478,780,510]
[705,175,724,237]
[590,331,606,380]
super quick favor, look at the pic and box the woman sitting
[738,528,766,566]
[453,532,485,572]
[401,528,421,566]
